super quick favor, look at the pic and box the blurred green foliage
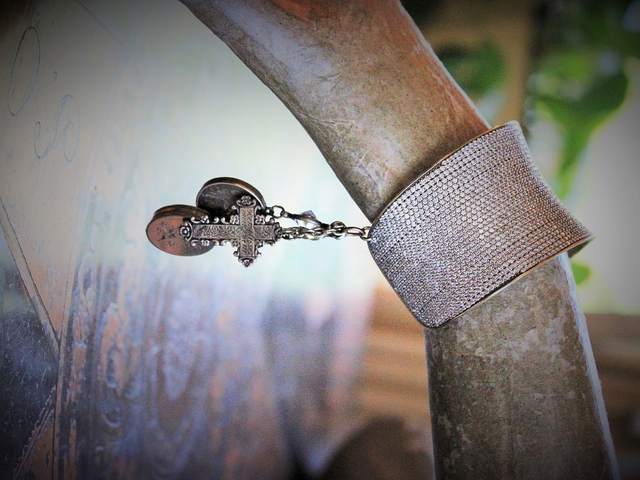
[529,0,639,284]
[571,261,592,285]
[438,41,506,99]
[535,71,628,198]
[529,0,638,199]
[435,0,639,286]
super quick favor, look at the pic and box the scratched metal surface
[0,0,375,478]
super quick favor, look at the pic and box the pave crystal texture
[368,121,592,328]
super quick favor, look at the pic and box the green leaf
[536,71,628,197]
[437,41,506,99]
[581,8,640,58]
[556,128,591,198]
[571,261,592,285]
[537,71,628,126]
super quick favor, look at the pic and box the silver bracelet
[367,121,592,328]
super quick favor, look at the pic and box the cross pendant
[146,177,369,266]
[181,195,278,267]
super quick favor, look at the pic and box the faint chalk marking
[34,95,80,162]
[7,27,40,116]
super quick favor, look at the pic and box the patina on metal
[146,204,215,257]
[196,177,266,214]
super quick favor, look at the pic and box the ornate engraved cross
[180,195,277,267]
[147,177,369,266]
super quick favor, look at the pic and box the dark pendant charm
[147,177,369,266]
[146,178,277,266]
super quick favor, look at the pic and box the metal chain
[263,205,370,241]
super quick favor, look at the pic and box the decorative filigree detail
[147,178,368,265]
[237,195,254,207]
[179,222,192,241]
[179,197,277,267]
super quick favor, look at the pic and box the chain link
[263,206,370,241]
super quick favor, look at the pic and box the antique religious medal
[146,177,370,267]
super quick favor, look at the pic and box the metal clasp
[286,210,330,230]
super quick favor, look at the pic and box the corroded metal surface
[425,255,618,479]
[178,0,489,222]
[0,215,58,478]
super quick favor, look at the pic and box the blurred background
[0,0,638,478]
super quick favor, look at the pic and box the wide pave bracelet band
[368,121,593,328]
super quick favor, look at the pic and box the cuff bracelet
[368,121,592,328]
